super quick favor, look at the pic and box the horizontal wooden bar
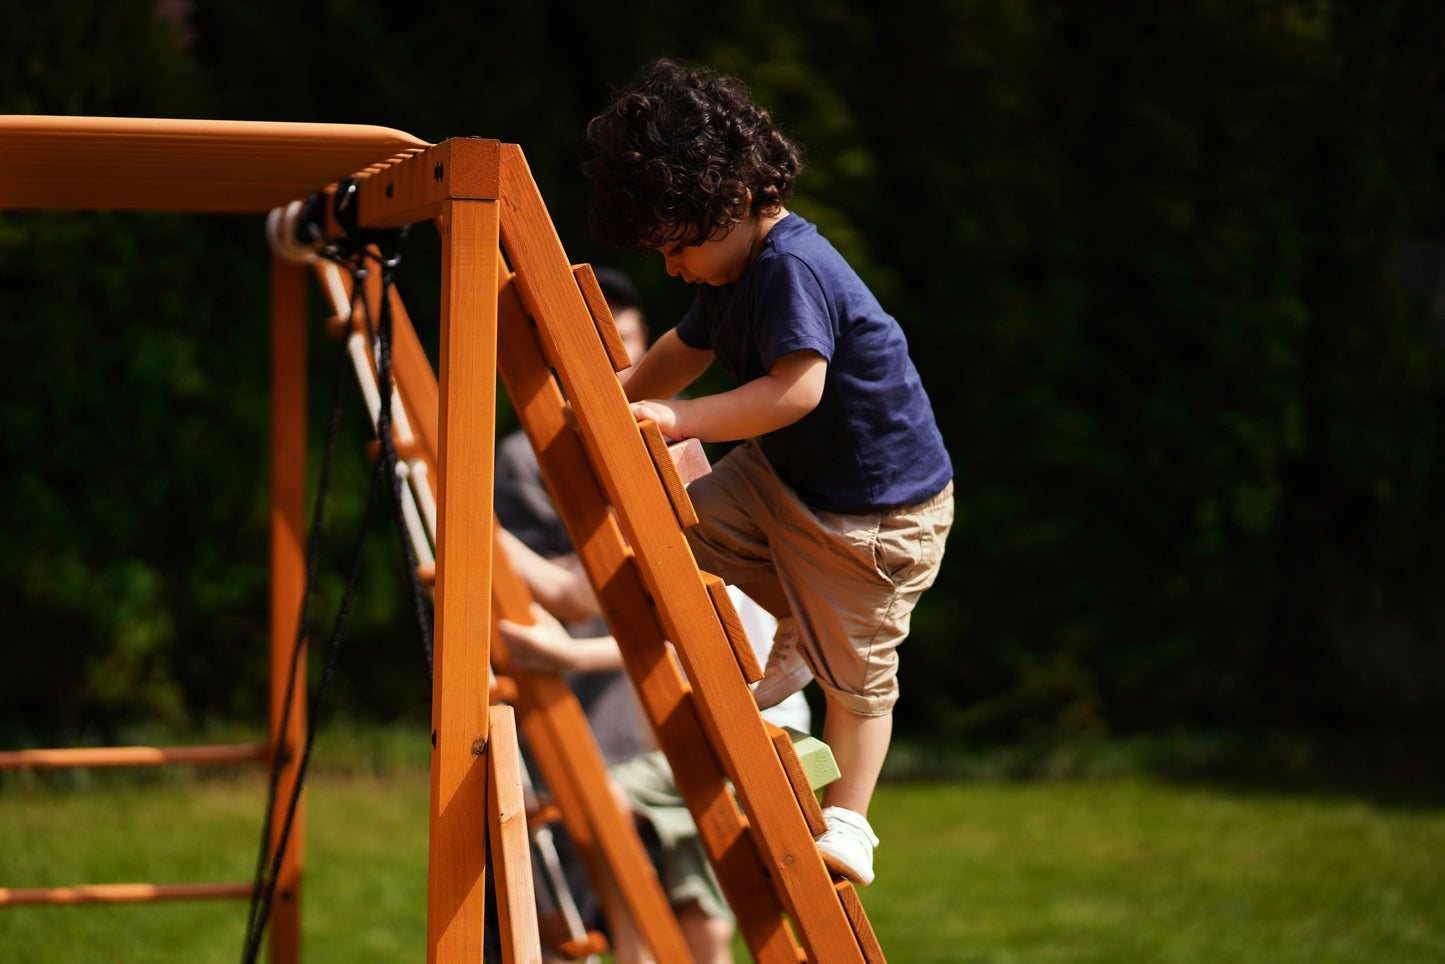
[0,114,428,213]
[0,881,255,906]
[0,743,269,771]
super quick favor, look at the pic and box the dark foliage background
[3,0,1445,747]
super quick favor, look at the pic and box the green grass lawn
[2,763,1442,962]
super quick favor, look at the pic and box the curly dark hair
[583,59,804,252]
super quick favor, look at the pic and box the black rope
[240,323,353,959]
[241,454,388,964]
[350,245,435,678]
[241,203,437,961]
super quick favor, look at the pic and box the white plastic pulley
[265,200,318,264]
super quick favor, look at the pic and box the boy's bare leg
[820,700,892,818]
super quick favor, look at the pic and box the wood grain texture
[0,114,429,213]
[367,245,686,963]
[488,522,692,964]
[766,723,828,837]
[486,706,543,964]
[427,198,499,963]
[702,572,765,684]
[639,418,699,528]
[571,263,631,371]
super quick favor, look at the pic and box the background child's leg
[820,699,893,817]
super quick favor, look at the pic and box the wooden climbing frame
[0,114,887,963]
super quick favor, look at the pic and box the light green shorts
[611,749,733,925]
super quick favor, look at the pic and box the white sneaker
[751,617,813,710]
[816,806,880,886]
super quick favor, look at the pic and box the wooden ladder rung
[489,674,519,705]
[538,909,610,960]
[701,572,764,684]
[638,419,699,528]
[0,881,255,905]
[0,743,269,770]
[526,799,565,829]
[572,263,632,372]
[765,723,829,837]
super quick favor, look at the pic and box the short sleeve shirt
[675,214,952,512]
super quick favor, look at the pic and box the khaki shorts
[685,440,953,716]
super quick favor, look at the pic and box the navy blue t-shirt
[675,214,952,512]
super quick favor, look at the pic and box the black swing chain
[241,184,438,962]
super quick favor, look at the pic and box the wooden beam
[0,882,256,906]
[427,198,500,963]
[268,253,310,964]
[353,139,502,229]
[485,706,543,964]
[0,743,268,770]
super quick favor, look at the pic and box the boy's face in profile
[654,218,758,287]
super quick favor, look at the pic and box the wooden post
[426,197,500,962]
[268,254,309,964]
[485,705,543,964]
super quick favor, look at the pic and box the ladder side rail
[496,144,865,963]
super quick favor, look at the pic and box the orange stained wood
[637,418,700,528]
[427,198,499,963]
[269,254,311,964]
[493,267,802,964]
[834,880,886,964]
[0,882,256,906]
[336,245,687,961]
[485,705,543,964]
[0,743,267,770]
[766,724,828,838]
[0,115,429,212]
[571,263,632,371]
[488,519,692,963]
[350,137,501,229]
[700,572,765,685]
[495,142,869,962]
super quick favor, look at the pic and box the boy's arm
[631,348,826,442]
[621,328,714,403]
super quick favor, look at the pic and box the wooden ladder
[492,144,885,963]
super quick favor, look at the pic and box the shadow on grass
[882,728,1445,810]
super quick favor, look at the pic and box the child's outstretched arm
[631,349,825,442]
[621,328,714,403]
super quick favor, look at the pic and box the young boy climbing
[584,59,954,886]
